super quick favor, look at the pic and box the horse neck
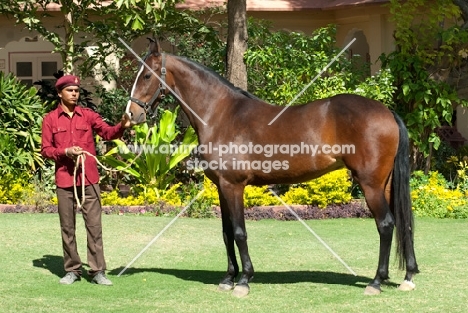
[168,56,236,132]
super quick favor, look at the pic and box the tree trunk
[226,0,248,90]
[62,9,74,74]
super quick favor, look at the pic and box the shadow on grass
[32,254,91,280]
[109,267,386,289]
[32,255,63,277]
[33,256,399,289]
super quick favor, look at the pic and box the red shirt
[41,105,125,188]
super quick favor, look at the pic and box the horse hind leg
[360,183,395,295]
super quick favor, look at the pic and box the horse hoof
[217,283,234,292]
[232,284,250,298]
[364,285,381,295]
[398,280,416,291]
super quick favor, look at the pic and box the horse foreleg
[218,182,253,297]
[217,196,238,291]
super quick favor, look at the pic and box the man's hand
[120,113,132,129]
[65,146,83,158]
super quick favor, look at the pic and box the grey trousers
[56,184,106,277]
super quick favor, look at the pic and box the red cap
[55,75,80,90]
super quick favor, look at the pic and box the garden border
[0,200,371,220]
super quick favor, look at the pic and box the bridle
[129,53,167,118]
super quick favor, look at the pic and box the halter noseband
[129,53,167,117]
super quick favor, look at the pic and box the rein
[129,53,167,118]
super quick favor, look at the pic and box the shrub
[0,174,35,205]
[101,183,183,207]
[282,169,352,208]
[182,181,215,218]
[203,171,352,208]
[0,72,45,175]
[410,171,468,218]
[201,175,281,207]
[244,185,281,207]
[200,175,219,206]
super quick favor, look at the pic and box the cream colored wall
[0,18,61,73]
[0,16,120,108]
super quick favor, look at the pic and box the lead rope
[72,127,153,209]
[73,153,87,209]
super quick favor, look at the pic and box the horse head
[125,38,173,125]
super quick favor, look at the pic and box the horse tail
[391,112,415,271]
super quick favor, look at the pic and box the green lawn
[0,214,467,312]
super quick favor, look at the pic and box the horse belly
[248,154,344,185]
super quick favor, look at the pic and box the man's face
[58,86,80,105]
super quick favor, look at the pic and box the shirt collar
[57,104,84,117]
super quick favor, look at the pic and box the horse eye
[144,73,151,80]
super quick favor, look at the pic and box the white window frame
[9,52,62,87]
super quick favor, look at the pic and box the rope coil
[72,151,127,209]
[71,128,152,209]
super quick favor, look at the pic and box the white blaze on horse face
[126,64,146,118]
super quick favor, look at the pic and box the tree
[225,0,248,89]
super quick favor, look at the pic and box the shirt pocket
[52,127,67,143]
[75,123,91,142]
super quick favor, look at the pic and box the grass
[0,214,467,312]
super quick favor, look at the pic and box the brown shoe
[91,271,113,286]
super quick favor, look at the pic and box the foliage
[351,68,396,106]
[243,185,281,207]
[99,108,198,191]
[282,169,352,208]
[203,171,351,209]
[161,7,226,74]
[181,181,216,218]
[0,72,45,175]
[93,85,130,125]
[101,183,182,207]
[0,174,35,205]
[245,21,396,107]
[410,171,468,218]
[246,23,352,105]
[100,182,215,218]
[113,0,179,32]
[431,141,468,182]
[383,0,468,170]
[443,153,468,192]
[201,175,281,207]
[200,175,220,206]
[380,52,462,157]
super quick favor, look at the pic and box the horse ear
[147,37,161,55]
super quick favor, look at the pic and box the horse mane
[173,54,261,101]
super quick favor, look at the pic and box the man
[41,75,131,285]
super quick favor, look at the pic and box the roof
[177,0,390,11]
[39,0,390,12]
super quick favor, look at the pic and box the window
[10,53,62,88]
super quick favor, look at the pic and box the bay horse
[124,39,418,297]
